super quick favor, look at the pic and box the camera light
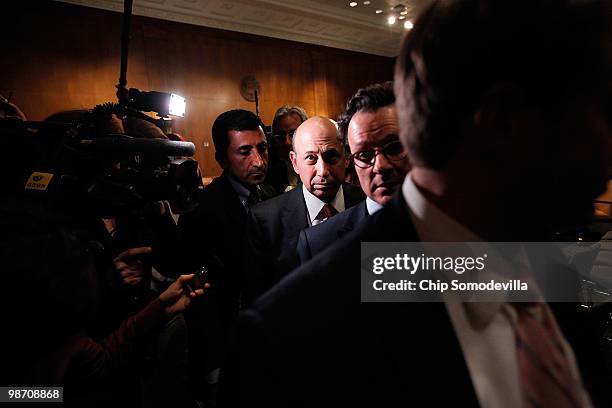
[404,20,413,30]
[387,16,396,25]
[169,93,186,117]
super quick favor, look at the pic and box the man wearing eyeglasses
[220,1,611,406]
[296,82,409,264]
[242,116,364,305]
[267,105,308,193]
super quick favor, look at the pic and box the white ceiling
[56,0,433,57]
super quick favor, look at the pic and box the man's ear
[289,151,299,174]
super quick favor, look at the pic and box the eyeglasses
[349,140,407,169]
[272,129,296,141]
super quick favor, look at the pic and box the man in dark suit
[221,1,612,406]
[243,116,364,305]
[296,82,409,264]
[176,109,275,401]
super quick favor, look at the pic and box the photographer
[0,102,204,407]
[0,198,208,406]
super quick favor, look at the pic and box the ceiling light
[363,1,371,4]
[375,9,383,14]
[399,15,405,20]
[404,20,413,29]
[388,15,396,25]
[400,10,408,15]
[349,1,357,6]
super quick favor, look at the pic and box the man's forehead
[282,112,303,124]
[351,106,397,128]
[297,130,341,151]
[348,107,398,144]
[228,128,266,146]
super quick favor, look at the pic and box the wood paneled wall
[1,1,394,177]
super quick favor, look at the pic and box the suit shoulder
[251,193,416,314]
[251,230,359,318]
[250,186,301,217]
[202,175,232,198]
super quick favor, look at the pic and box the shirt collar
[302,184,345,226]
[366,197,383,215]
[401,172,511,329]
[227,172,253,208]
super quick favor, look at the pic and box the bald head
[292,116,337,151]
[290,116,346,202]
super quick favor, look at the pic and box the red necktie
[512,302,585,408]
[319,203,338,220]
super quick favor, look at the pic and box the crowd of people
[1,0,611,406]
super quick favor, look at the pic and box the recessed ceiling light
[404,20,413,29]
[388,15,396,25]
[363,1,371,5]
[399,15,405,20]
[400,10,408,15]
[349,1,358,6]
[375,9,383,14]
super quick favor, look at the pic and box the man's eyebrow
[237,144,253,150]
[381,134,400,143]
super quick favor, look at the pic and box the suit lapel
[336,201,368,239]
[280,187,309,234]
[276,187,309,274]
[216,173,248,223]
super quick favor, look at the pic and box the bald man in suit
[243,116,364,305]
[221,1,612,406]
[296,82,409,264]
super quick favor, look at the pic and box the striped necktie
[318,203,338,221]
[245,189,260,212]
[511,302,586,408]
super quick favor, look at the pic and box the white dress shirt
[402,173,591,408]
[302,184,345,226]
[366,197,383,215]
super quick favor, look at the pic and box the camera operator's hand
[114,246,153,287]
[158,274,209,315]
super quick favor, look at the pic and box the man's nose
[315,156,330,177]
[251,151,265,168]
[372,151,392,174]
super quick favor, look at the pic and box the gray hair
[272,105,309,133]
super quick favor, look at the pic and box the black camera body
[0,104,201,218]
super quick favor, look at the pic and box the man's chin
[247,174,266,185]
[311,187,336,202]
[373,186,396,200]
[374,194,393,206]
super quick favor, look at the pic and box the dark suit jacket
[296,200,367,265]
[220,192,611,407]
[176,172,275,374]
[242,183,364,305]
